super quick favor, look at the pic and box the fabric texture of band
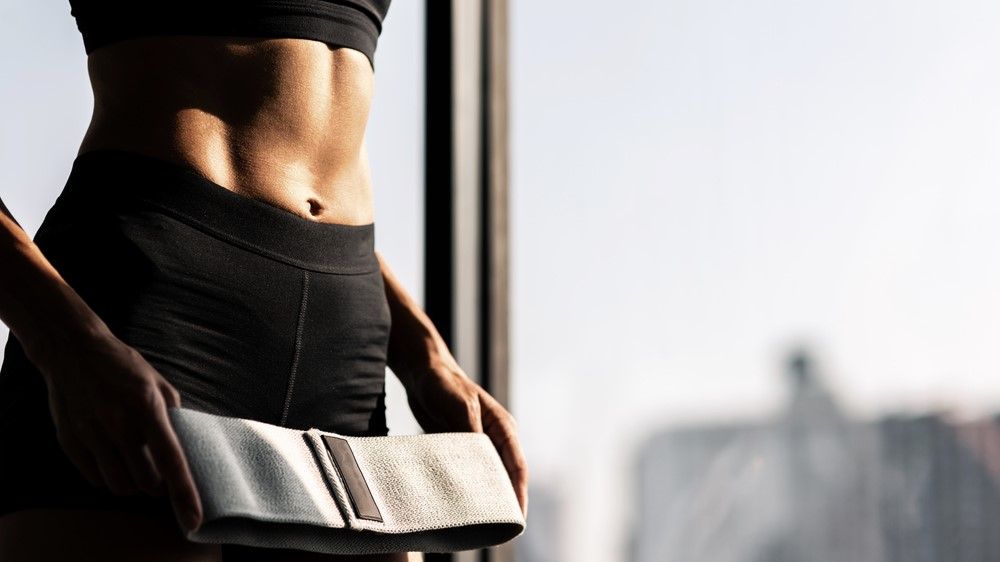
[167,406,526,554]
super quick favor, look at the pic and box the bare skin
[0,33,528,562]
[79,36,378,225]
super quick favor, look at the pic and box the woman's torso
[77,36,376,226]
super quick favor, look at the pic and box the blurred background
[4,0,1000,561]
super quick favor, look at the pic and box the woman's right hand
[0,195,201,532]
[29,328,203,533]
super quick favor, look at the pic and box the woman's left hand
[401,353,529,519]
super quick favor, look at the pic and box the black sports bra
[68,0,393,70]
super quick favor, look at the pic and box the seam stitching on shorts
[280,270,310,426]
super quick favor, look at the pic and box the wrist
[376,249,456,387]
[386,309,452,388]
[20,300,116,381]
[0,236,117,375]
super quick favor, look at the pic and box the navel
[308,198,323,217]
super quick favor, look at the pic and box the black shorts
[0,148,392,521]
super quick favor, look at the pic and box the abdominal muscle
[77,35,377,225]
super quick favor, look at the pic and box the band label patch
[321,434,384,522]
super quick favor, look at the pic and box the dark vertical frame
[481,0,510,410]
[424,0,513,561]
[424,0,455,350]
[481,2,514,561]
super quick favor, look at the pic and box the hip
[2,148,393,435]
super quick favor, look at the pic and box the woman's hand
[0,194,200,532]
[402,351,529,519]
[375,249,528,517]
[29,328,203,533]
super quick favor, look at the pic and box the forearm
[375,249,452,389]
[0,197,113,372]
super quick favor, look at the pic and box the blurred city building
[628,349,1000,562]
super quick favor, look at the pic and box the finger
[488,422,529,493]
[157,378,182,409]
[112,419,165,496]
[120,440,163,497]
[88,434,139,496]
[144,402,202,532]
[489,431,529,517]
[483,391,528,475]
[480,401,529,516]
[56,426,105,488]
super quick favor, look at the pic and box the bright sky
[508,0,1000,560]
[4,1,1000,561]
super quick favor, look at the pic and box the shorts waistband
[64,148,380,274]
